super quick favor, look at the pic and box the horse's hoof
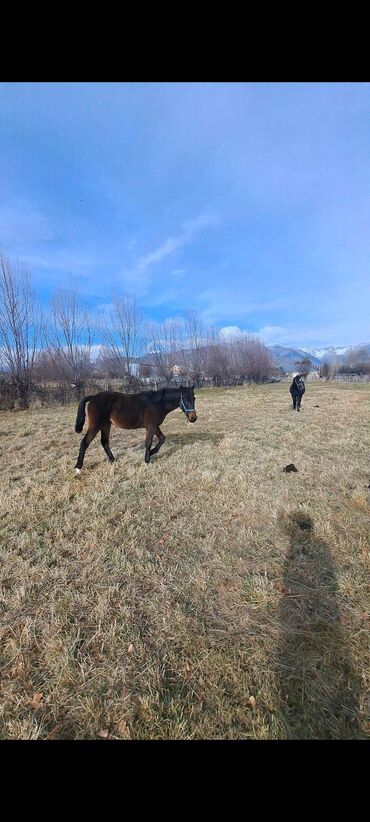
[75,468,81,476]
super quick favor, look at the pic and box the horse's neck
[163,391,180,414]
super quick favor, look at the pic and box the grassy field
[0,381,369,739]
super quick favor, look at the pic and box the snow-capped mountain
[266,344,321,370]
[299,343,370,362]
[298,345,352,359]
[267,343,370,370]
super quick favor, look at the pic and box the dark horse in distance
[74,385,197,473]
[290,374,306,411]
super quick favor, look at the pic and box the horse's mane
[136,387,179,404]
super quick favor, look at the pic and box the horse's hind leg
[75,426,99,473]
[101,423,115,463]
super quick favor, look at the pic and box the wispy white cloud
[250,324,369,349]
[200,292,291,324]
[0,200,99,281]
[0,201,54,247]
[118,211,218,295]
[136,237,184,274]
[219,325,252,339]
[219,323,370,349]
[1,84,369,348]
[22,250,95,274]
[257,326,290,344]
[219,324,301,346]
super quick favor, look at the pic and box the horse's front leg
[144,427,155,463]
[149,426,165,458]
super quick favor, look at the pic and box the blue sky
[0,82,369,347]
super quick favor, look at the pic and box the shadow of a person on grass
[275,511,364,739]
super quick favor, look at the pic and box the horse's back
[88,390,122,411]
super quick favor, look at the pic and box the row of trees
[0,251,276,408]
[337,346,370,375]
[319,346,370,380]
[144,314,274,385]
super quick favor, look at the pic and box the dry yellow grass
[0,382,369,739]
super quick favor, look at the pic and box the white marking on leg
[75,468,81,475]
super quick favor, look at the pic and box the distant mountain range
[267,343,370,371]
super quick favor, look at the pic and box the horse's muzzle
[187,411,197,422]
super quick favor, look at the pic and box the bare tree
[34,348,58,381]
[294,357,312,377]
[320,360,331,380]
[241,336,275,382]
[95,345,122,379]
[47,282,94,398]
[145,318,185,381]
[203,328,234,385]
[340,346,370,375]
[183,310,206,384]
[0,251,43,408]
[319,358,338,380]
[202,328,274,385]
[100,294,143,387]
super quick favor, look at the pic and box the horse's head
[295,374,305,390]
[179,385,197,422]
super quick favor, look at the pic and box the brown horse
[74,385,197,473]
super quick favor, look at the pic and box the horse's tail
[75,395,94,433]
